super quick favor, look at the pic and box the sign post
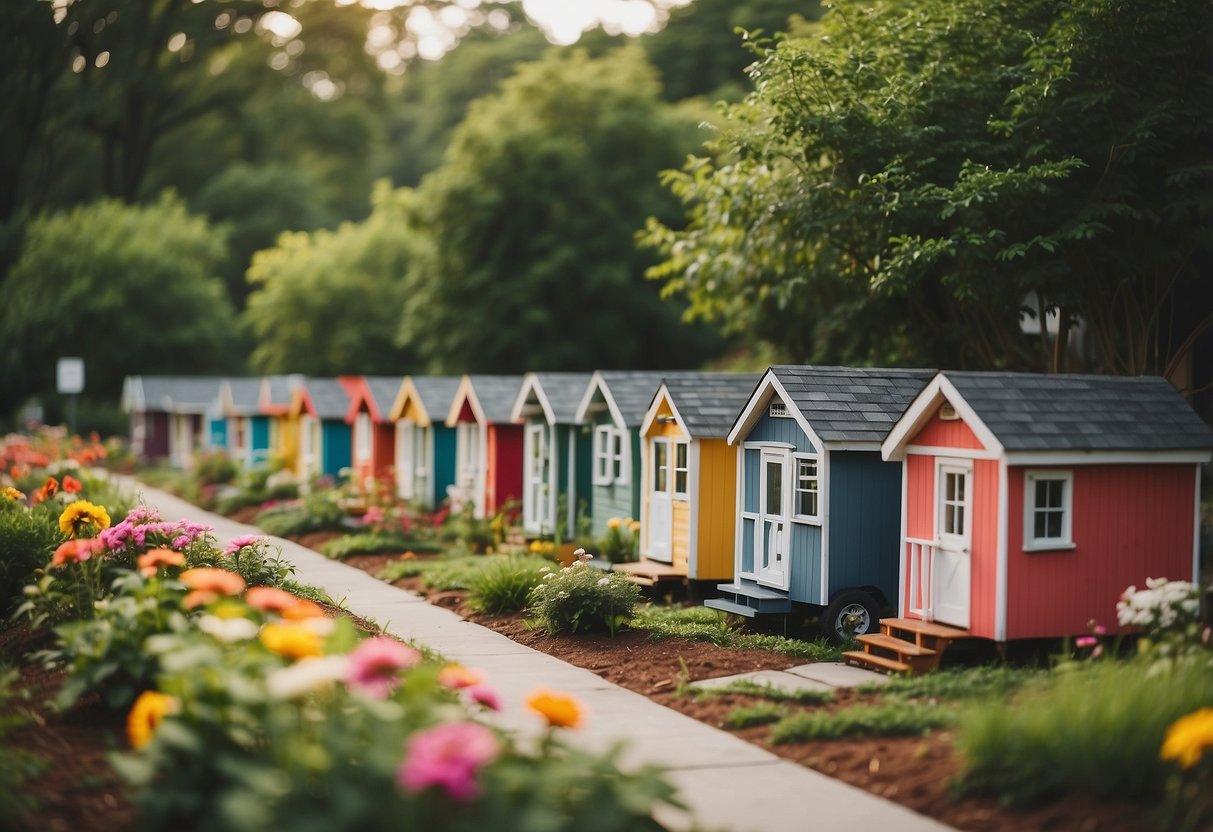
[56,358,85,434]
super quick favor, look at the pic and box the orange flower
[260,622,325,661]
[526,688,584,729]
[127,690,177,750]
[61,475,82,494]
[180,568,246,596]
[137,548,185,577]
[31,477,58,505]
[183,590,218,609]
[438,664,484,690]
[280,599,327,621]
[50,538,104,568]
[244,586,300,614]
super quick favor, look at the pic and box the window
[612,431,626,484]
[942,469,966,536]
[1024,471,1073,550]
[794,455,819,519]
[769,400,790,418]
[652,440,668,492]
[354,413,371,465]
[593,425,627,486]
[673,441,689,497]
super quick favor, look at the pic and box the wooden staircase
[844,617,972,675]
[612,558,686,587]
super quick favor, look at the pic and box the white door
[414,426,431,507]
[524,422,551,533]
[934,460,973,627]
[395,422,414,500]
[648,438,673,562]
[452,421,480,513]
[756,449,790,587]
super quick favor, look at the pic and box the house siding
[372,422,395,480]
[432,426,457,507]
[693,438,737,580]
[742,448,760,513]
[672,499,690,572]
[788,523,823,604]
[740,517,756,573]
[573,426,594,532]
[486,423,523,516]
[914,408,985,449]
[320,421,351,480]
[747,409,814,451]
[826,451,901,606]
[250,416,271,466]
[970,458,1000,639]
[1005,463,1197,639]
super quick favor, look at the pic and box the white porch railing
[905,537,935,621]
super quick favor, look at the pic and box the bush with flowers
[1117,577,1205,660]
[595,516,641,564]
[527,549,642,636]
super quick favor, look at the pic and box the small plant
[527,550,641,636]
[694,680,833,705]
[321,533,441,561]
[0,667,42,823]
[254,491,347,536]
[860,666,1043,702]
[596,517,641,564]
[770,703,954,743]
[441,504,494,552]
[726,703,785,729]
[194,452,238,487]
[630,605,844,661]
[218,536,295,588]
[467,557,548,615]
[1117,577,1205,659]
[0,500,62,614]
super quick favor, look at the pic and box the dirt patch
[226,505,261,525]
[288,530,346,551]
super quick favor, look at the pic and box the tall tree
[643,0,1213,377]
[401,47,721,373]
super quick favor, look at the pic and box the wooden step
[704,598,758,618]
[716,581,787,601]
[880,617,972,640]
[843,650,910,674]
[858,632,937,658]
[623,574,658,587]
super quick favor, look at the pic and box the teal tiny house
[389,375,461,509]
[712,366,933,641]
[291,377,358,481]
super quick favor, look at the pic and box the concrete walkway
[120,478,953,832]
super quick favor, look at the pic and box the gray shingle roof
[944,372,1213,451]
[409,376,462,423]
[224,378,263,415]
[528,373,594,424]
[301,378,353,421]
[771,366,935,445]
[364,376,404,421]
[590,371,675,427]
[466,375,526,424]
[662,373,762,438]
[136,376,225,414]
[263,375,301,408]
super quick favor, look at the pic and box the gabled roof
[345,376,404,423]
[729,366,935,448]
[446,375,526,426]
[574,371,673,428]
[260,374,305,415]
[294,378,359,421]
[121,376,225,415]
[220,378,263,417]
[511,372,595,425]
[884,372,1213,461]
[642,373,762,439]
[389,376,462,425]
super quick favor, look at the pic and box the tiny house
[259,375,305,472]
[880,372,1213,643]
[219,378,266,468]
[630,373,761,585]
[290,377,359,481]
[345,376,404,486]
[510,373,594,539]
[121,376,224,467]
[710,366,933,640]
[445,375,525,519]
[388,375,461,508]
[574,371,671,538]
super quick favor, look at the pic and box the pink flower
[397,722,500,801]
[223,535,263,557]
[171,535,190,549]
[1076,636,1098,649]
[467,685,501,712]
[346,637,422,698]
[1093,624,1107,636]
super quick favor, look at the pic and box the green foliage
[0,501,61,613]
[957,656,1213,806]
[725,703,785,729]
[0,667,42,823]
[694,680,833,705]
[243,183,417,375]
[277,580,333,607]
[595,518,640,564]
[378,554,486,591]
[644,0,1213,375]
[0,194,243,417]
[320,533,440,561]
[253,493,347,537]
[770,703,954,744]
[193,452,240,488]
[861,665,1044,702]
[526,560,642,636]
[630,605,843,661]
[466,556,548,615]
[403,46,721,373]
[439,504,495,553]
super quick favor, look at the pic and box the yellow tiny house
[630,373,760,583]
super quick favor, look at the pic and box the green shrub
[0,502,61,613]
[770,703,954,743]
[630,605,843,661]
[861,665,1044,701]
[193,452,238,486]
[527,556,641,636]
[254,492,347,536]
[957,655,1213,806]
[726,703,785,729]
[467,557,548,615]
[321,533,441,561]
[0,667,42,823]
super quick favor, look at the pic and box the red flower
[51,538,104,568]
[61,475,82,494]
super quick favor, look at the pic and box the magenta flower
[1093,624,1107,636]
[397,722,500,801]
[467,685,501,712]
[346,636,422,698]
[223,535,263,556]
[1076,636,1098,649]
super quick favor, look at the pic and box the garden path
[119,478,954,832]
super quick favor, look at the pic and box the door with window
[934,460,972,627]
[756,449,790,587]
[454,421,480,510]
[648,438,673,561]
[523,422,551,533]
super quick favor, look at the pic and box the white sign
[57,357,85,394]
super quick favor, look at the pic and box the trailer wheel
[821,590,881,644]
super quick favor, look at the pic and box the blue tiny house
[291,377,358,481]
[389,375,461,509]
[711,366,933,640]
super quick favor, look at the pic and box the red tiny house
[344,376,404,485]
[885,372,1212,643]
[445,375,525,519]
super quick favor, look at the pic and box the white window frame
[672,440,690,499]
[1023,470,1075,551]
[768,401,790,418]
[792,453,821,523]
[354,412,372,466]
[594,425,630,487]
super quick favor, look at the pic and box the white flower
[573,548,586,557]
[597,577,610,586]
[198,615,259,643]
[266,655,349,699]
[299,616,337,637]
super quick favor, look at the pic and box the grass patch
[378,553,487,590]
[630,605,843,661]
[693,679,833,705]
[861,665,1044,702]
[279,580,334,607]
[320,533,442,561]
[254,495,346,536]
[957,656,1213,806]
[770,703,954,743]
[467,556,549,615]
[726,703,785,729]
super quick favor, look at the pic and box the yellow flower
[607,517,622,529]
[1161,707,1213,769]
[260,622,325,661]
[627,520,641,534]
[526,688,584,729]
[1,486,24,501]
[58,500,111,538]
[127,690,177,750]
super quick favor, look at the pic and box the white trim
[1022,469,1075,551]
[755,446,792,590]
[742,440,795,451]
[768,401,790,418]
[475,420,488,518]
[819,448,831,605]
[688,440,701,577]
[882,374,1004,462]
[897,460,908,618]
[903,444,1001,461]
[573,372,628,430]
[673,439,690,499]
[509,373,556,425]
[1005,449,1212,466]
[592,424,614,486]
[445,376,487,428]
[726,372,827,453]
[639,385,692,439]
[791,452,822,523]
[995,459,1008,641]
[733,443,745,583]
[1194,465,1202,585]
